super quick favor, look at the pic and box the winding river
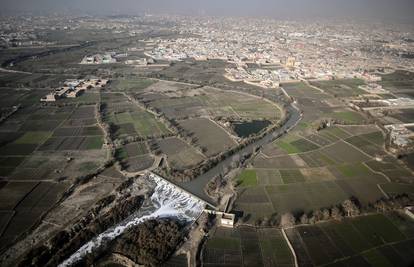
[179,103,302,205]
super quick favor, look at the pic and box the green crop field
[109,109,170,138]
[310,79,366,97]
[336,163,370,178]
[83,136,104,149]
[15,131,52,144]
[280,169,305,184]
[237,169,258,187]
[331,110,366,124]
[276,134,320,154]
[112,78,156,92]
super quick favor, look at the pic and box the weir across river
[148,172,217,209]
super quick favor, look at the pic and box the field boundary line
[297,132,324,148]
[376,184,390,199]
[363,162,391,183]
[319,236,414,267]
[300,79,326,93]
[261,138,342,158]
[206,117,239,145]
[281,228,299,267]
[342,139,374,159]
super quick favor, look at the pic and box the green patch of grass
[297,122,310,130]
[79,162,99,172]
[237,170,257,187]
[290,139,320,152]
[337,163,370,178]
[277,141,301,154]
[331,111,365,124]
[114,78,155,92]
[83,136,103,149]
[14,131,51,145]
[280,169,305,184]
[115,147,127,160]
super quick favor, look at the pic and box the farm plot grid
[115,141,155,172]
[0,181,70,250]
[157,137,205,170]
[179,118,237,157]
[236,124,411,224]
[203,226,294,267]
[310,79,366,97]
[103,93,170,138]
[286,213,414,267]
[148,88,282,122]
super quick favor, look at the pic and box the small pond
[233,120,271,138]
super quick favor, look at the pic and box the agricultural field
[203,226,294,267]
[157,137,205,170]
[275,134,320,154]
[329,109,366,124]
[107,109,169,138]
[230,75,414,236]
[0,181,70,250]
[103,93,170,138]
[286,213,414,267]
[0,81,109,252]
[179,118,237,157]
[310,79,366,97]
[115,141,155,172]
[388,109,414,124]
[110,77,156,92]
[147,87,281,122]
[235,80,413,225]
[379,70,414,97]
[282,82,327,99]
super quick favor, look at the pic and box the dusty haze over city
[0,1,414,267]
[1,0,414,21]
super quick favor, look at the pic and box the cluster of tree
[316,119,335,131]
[78,219,185,266]
[352,99,388,109]
[371,194,413,212]
[17,190,145,267]
[112,219,184,266]
[253,194,414,228]
[279,198,361,228]
[205,174,227,201]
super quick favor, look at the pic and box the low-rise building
[220,213,235,228]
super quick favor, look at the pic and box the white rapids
[58,173,206,267]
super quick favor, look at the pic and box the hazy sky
[1,0,413,21]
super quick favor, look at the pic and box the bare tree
[342,199,360,217]
[312,210,323,222]
[331,207,343,220]
[322,209,330,221]
[300,214,309,224]
[280,213,296,228]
